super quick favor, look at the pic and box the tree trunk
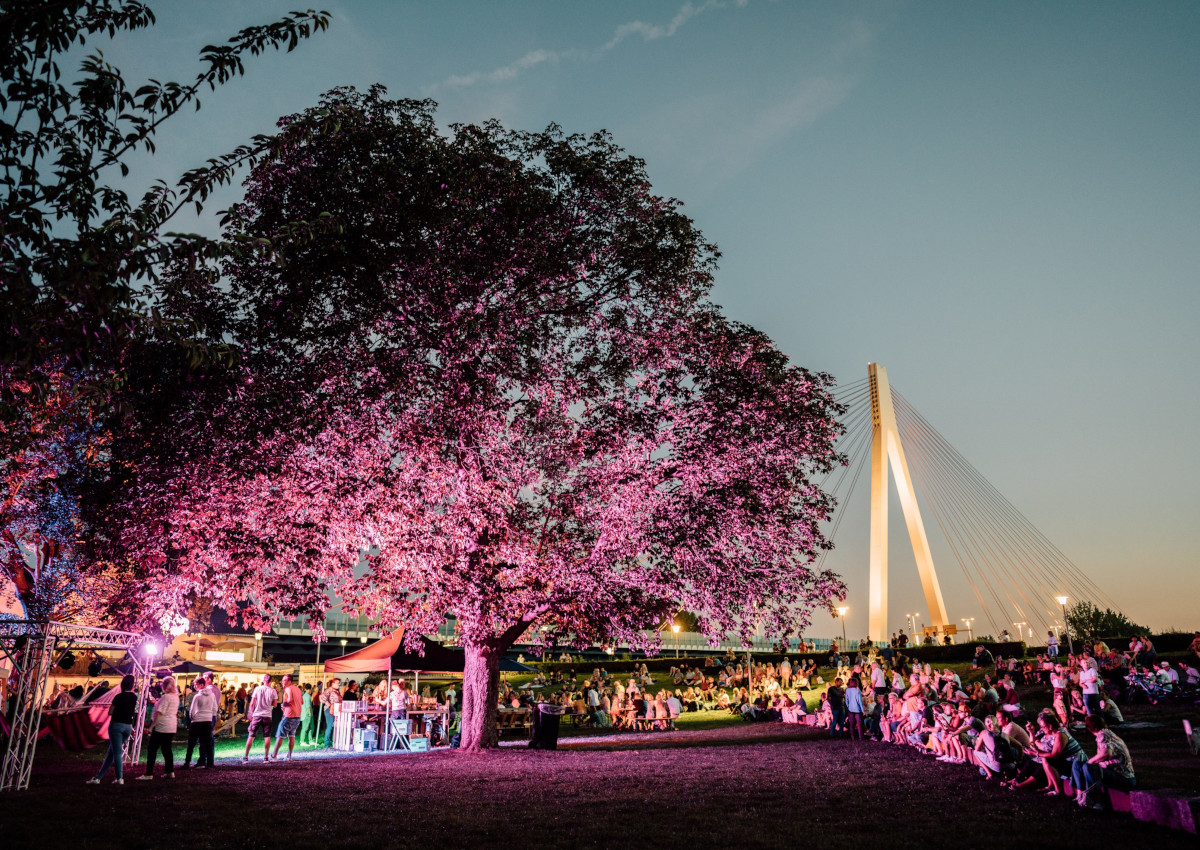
[458,641,502,751]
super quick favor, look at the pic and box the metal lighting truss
[0,620,153,791]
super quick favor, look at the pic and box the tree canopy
[101,87,848,747]
[1065,600,1148,641]
[0,2,329,619]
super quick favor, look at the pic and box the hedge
[518,640,1031,676]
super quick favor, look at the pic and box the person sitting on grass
[971,714,1010,780]
[1035,711,1084,797]
[880,693,903,743]
[938,704,974,763]
[1071,714,1136,809]
[925,701,956,759]
[679,687,697,712]
[815,691,831,729]
[1004,717,1051,790]
[1068,688,1089,724]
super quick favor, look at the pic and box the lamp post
[360,634,368,644]
[836,606,848,648]
[671,624,681,658]
[340,638,348,656]
[254,632,263,663]
[961,617,974,642]
[1055,595,1073,655]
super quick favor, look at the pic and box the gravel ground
[2,718,1196,850]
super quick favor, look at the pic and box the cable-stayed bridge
[818,363,1121,643]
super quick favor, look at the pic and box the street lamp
[906,613,920,642]
[360,634,368,644]
[1055,595,1073,655]
[961,617,974,642]
[836,606,848,648]
[671,623,681,658]
[340,638,348,656]
[254,631,263,663]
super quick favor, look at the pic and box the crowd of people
[81,629,1199,798]
[797,645,1159,811]
[84,670,461,783]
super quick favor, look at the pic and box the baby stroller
[1125,671,1173,705]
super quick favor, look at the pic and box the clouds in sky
[426,0,747,93]
[425,2,873,187]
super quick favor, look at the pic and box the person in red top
[271,674,304,762]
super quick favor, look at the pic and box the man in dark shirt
[826,678,846,739]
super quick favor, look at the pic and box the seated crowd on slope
[500,632,1200,810]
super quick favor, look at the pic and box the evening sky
[97,1,1199,634]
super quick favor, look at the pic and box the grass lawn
[4,716,1197,850]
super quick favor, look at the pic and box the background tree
[0,1,329,616]
[104,87,847,750]
[1065,600,1148,641]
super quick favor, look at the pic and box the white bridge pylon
[867,363,949,640]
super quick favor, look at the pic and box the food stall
[323,628,465,753]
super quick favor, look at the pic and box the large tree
[0,1,329,615]
[106,87,847,749]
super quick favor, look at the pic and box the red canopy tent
[323,628,464,675]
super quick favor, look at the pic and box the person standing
[307,684,323,745]
[826,678,846,739]
[182,676,218,769]
[869,660,889,710]
[297,684,314,746]
[844,676,865,740]
[1079,656,1102,716]
[320,678,342,748]
[138,676,179,780]
[243,673,277,764]
[271,674,303,762]
[1046,630,1059,658]
[88,675,138,785]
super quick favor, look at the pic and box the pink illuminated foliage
[102,87,846,749]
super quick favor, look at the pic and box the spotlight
[58,651,76,670]
[144,643,160,658]
[88,658,103,677]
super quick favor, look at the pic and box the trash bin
[528,704,563,750]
